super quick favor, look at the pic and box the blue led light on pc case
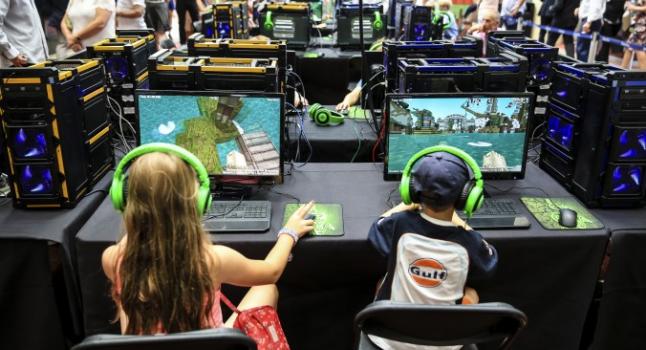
[413,23,428,41]
[617,130,646,160]
[547,116,574,149]
[611,166,643,194]
[14,128,48,159]
[19,165,54,194]
[217,23,232,38]
[106,56,128,83]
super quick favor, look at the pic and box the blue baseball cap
[411,151,470,207]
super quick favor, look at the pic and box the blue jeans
[576,19,602,62]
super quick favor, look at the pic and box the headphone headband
[399,145,484,217]
[110,143,212,215]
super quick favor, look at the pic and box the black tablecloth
[588,208,646,350]
[0,173,111,343]
[288,115,378,162]
[76,163,608,350]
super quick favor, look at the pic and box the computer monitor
[384,93,532,180]
[136,90,284,179]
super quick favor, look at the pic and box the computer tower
[571,68,646,207]
[259,2,310,49]
[115,29,157,58]
[148,49,203,90]
[0,60,113,208]
[387,0,413,38]
[476,52,528,92]
[197,57,279,92]
[336,3,385,49]
[488,37,558,86]
[187,35,288,93]
[383,40,450,92]
[447,35,483,58]
[201,2,249,39]
[87,37,149,87]
[88,37,150,131]
[401,5,440,42]
[398,58,483,93]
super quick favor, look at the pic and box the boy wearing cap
[368,151,498,349]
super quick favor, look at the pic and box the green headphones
[264,11,274,31]
[110,143,212,216]
[373,11,383,31]
[433,11,452,30]
[399,145,484,217]
[309,103,345,126]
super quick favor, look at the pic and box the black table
[287,113,378,162]
[76,163,608,350]
[588,207,646,350]
[0,174,110,349]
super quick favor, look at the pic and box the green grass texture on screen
[521,197,604,230]
[283,203,344,236]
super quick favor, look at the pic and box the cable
[385,187,398,208]
[268,188,301,203]
[486,183,550,197]
[350,121,363,162]
[201,194,245,221]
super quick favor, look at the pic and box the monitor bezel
[135,89,285,183]
[383,92,534,181]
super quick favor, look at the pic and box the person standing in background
[176,0,203,44]
[546,0,578,57]
[576,0,606,61]
[145,0,171,49]
[117,0,147,29]
[61,0,115,54]
[36,0,69,57]
[538,0,555,42]
[595,0,625,61]
[621,0,646,69]
[500,0,526,30]
[0,0,48,67]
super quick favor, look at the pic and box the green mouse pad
[347,106,371,120]
[283,203,344,236]
[520,197,604,230]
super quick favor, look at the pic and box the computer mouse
[559,208,578,228]
[305,213,316,221]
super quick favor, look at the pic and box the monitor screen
[385,93,532,180]
[137,91,283,177]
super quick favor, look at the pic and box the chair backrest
[354,301,527,350]
[71,328,257,350]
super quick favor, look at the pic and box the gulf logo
[408,258,447,288]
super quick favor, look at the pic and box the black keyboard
[203,200,271,233]
[459,199,531,229]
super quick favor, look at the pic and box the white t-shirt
[67,0,116,48]
[117,0,147,29]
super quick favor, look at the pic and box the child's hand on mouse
[284,201,316,237]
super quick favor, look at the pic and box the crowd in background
[0,0,645,68]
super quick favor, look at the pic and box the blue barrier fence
[523,20,646,52]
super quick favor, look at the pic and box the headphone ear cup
[316,110,330,125]
[455,180,474,211]
[197,186,212,216]
[109,175,125,211]
[464,185,484,217]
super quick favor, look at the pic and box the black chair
[354,301,527,350]
[71,328,257,350]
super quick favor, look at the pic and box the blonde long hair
[116,152,215,334]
